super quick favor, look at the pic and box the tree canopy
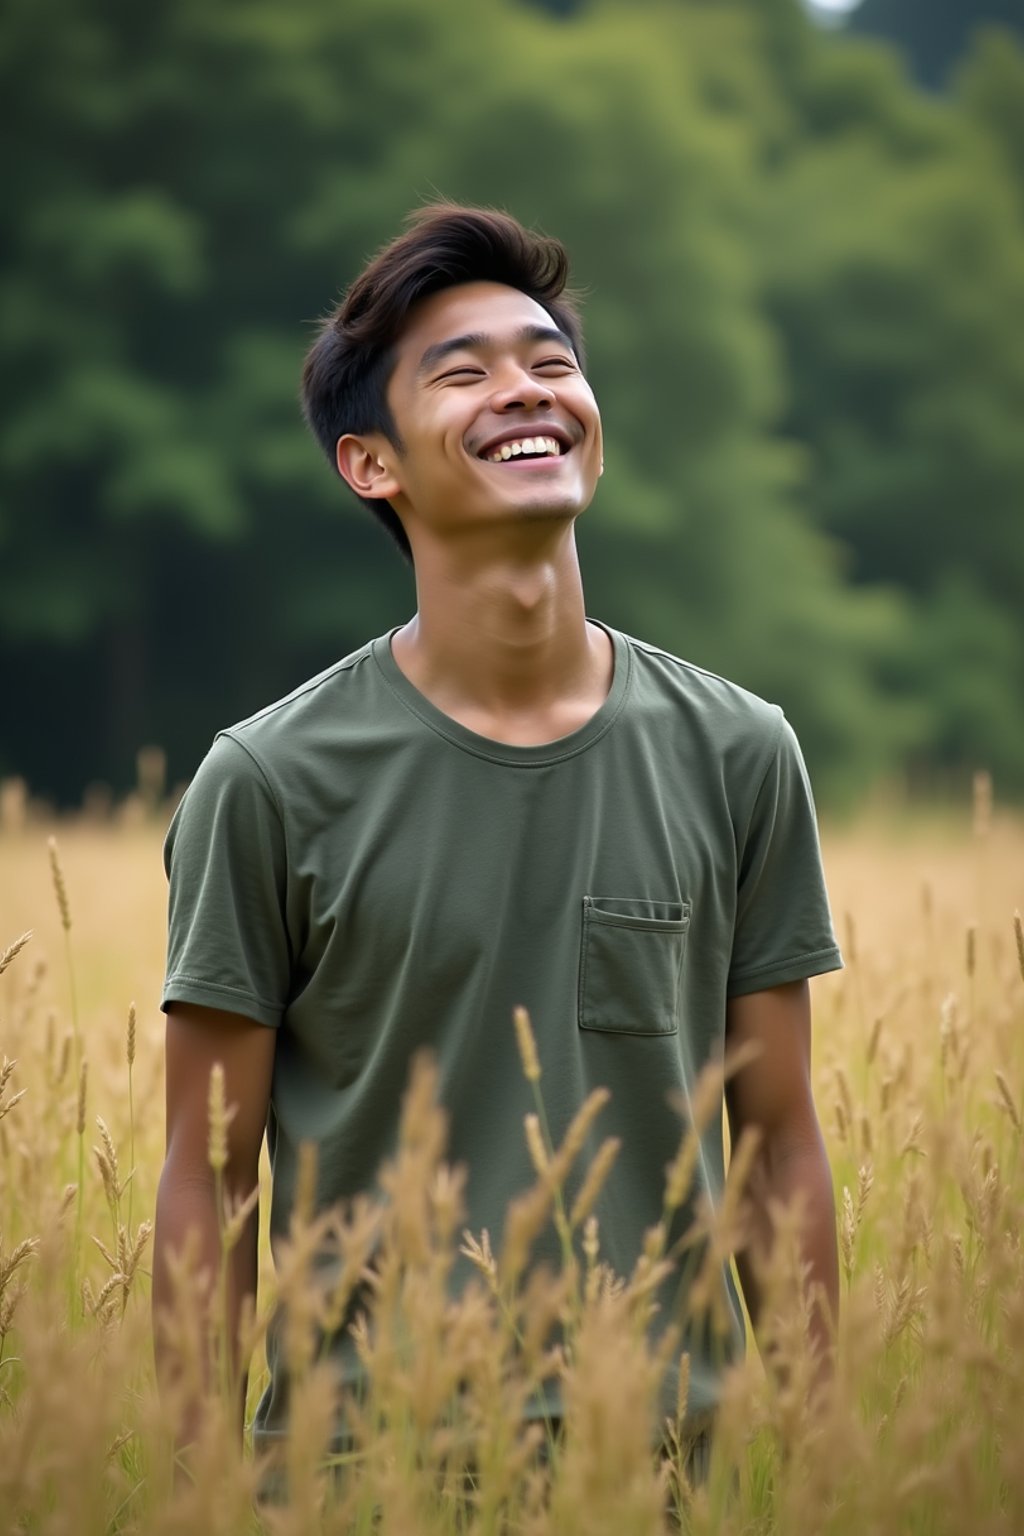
[2,0,1022,807]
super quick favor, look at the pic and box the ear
[336,434,401,501]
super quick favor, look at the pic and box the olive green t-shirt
[162,624,841,1448]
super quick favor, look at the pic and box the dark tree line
[2,0,1023,807]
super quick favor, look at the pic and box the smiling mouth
[480,435,568,464]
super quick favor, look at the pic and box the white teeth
[486,436,564,463]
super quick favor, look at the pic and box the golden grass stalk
[547,1086,610,1193]
[0,930,32,978]
[569,1136,621,1229]
[4,817,1024,1532]
[70,1056,87,1318]
[0,1236,39,1307]
[663,1042,758,1220]
[994,1071,1021,1134]
[204,1060,243,1409]
[93,1117,121,1230]
[294,1138,318,1228]
[126,1001,136,1232]
[75,1059,87,1136]
[47,835,81,1062]
[0,1059,26,1126]
[524,1113,549,1180]
[840,1185,857,1286]
[206,1062,229,1176]
[47,836,71,933]
[547,1287,666,1536]
[513,1004,541,1083]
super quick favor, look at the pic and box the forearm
[153,1164,259,1445]
[735,1130,838,1370]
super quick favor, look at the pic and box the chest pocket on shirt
[578,895,690,1036]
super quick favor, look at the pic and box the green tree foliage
[846,0,1023,91]
[732,19,1024,790]
[1,0,1022,805]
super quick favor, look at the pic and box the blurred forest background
[2,0,1022,810]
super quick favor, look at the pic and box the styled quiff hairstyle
[301,202,585,562]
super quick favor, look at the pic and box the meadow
[1,784,1022,1534]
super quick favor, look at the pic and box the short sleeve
[727,716,843,997]
[161,733,291,1028]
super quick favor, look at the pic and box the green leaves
[3,0,1024,802]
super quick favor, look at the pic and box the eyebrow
[414,324,575,379]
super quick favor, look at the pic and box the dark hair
[301,202,585,562]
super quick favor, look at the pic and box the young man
[154,203,841,1465]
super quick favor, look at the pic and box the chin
[501,481,593,518]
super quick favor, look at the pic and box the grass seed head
[294,1138,318,1226]
[0,1236,39,1298]
[96,1116,119,1183]
[547,1085,611,1190]
[76,1059,88,1135]
[676,1350,691,1425]
[207,1062,232,1174]
[0,1060,26,1126]
[0,930,32,978]
[513,1004,541,1083]
[841,1186,856,1283]
[222,1185,260,1252]
[524,1113,549,1179]
[582,1214,600,1266]
[93,1146,118,1212]
[459,1227,497,1288]
[569,1135,621,1228]
[994,1071,1021,1133]
[47,837,71,932]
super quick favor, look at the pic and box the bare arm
[153,1002,276,1447]
[725,979,838,1378]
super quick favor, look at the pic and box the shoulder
[614,628,786,768]
[224,635,381,748]
[171,634,390,823]
[207,632,395,783]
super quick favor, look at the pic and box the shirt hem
[161,976,281,1029]
[727,946,843,997]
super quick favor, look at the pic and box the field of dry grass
[1,794,1022,1533]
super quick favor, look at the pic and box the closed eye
[437,366,485,382]
[535,357,576,371]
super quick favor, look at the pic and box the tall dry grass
[0,795,1022,1533]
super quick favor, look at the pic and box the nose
[490,362,555,413]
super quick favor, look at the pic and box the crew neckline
[371,622,631,767]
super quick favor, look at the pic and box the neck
[391,524,610,730]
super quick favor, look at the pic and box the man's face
[375,281,603,545]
